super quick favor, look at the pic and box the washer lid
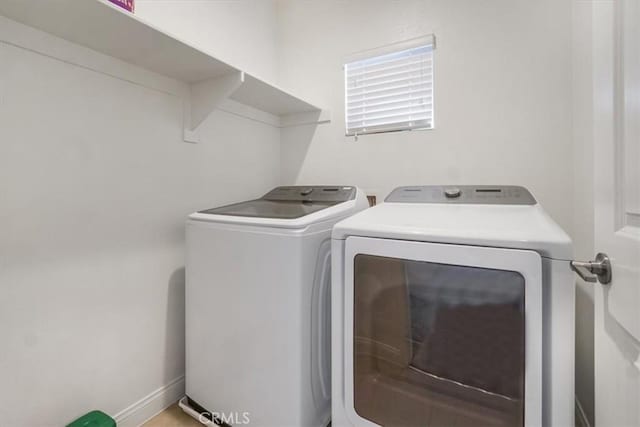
[197,186,357,219]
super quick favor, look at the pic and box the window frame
[344,34,436,137]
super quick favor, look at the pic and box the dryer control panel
[385,185,536,205]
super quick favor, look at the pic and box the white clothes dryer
[331,185,574,427]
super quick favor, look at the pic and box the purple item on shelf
[107,0,134,12]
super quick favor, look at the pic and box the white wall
[571,1,595,425]
[0,12,280,427]
[136,0,279,84]
[277,0,574,233]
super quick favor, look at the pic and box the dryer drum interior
[353,255,526,426]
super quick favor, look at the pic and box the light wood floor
[143,403,203,427]
[145,401,581,427]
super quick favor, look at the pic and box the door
[343,237,543,427]
[592,0,640,425]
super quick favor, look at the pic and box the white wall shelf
[0,0,329,142]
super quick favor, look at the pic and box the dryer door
[343,237,542,427]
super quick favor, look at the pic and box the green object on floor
[66,410,116,427]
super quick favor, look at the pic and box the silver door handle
[570,253,612,285]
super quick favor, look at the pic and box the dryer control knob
[300,188,313,196]
[444,187,462,198]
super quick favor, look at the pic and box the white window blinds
[345,35,435,136]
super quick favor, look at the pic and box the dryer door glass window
[353,254,525,427]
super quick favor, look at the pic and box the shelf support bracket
[183,70,245,143]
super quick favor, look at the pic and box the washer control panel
[264,186,356,202]
[386,185,536,205]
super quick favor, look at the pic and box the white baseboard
[575,396,592,427]
[113,375,185,427]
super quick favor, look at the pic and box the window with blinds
[345,35,435,137]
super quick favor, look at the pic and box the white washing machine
[331,186,574,427]
[181,186,368,427]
